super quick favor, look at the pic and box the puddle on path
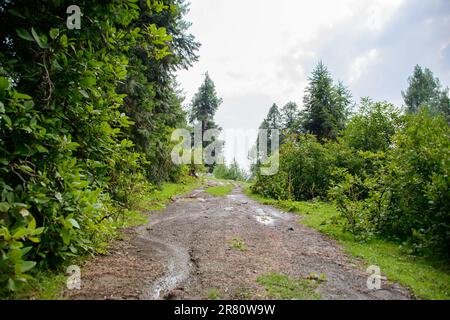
[255,215,275,226]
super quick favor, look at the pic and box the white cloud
[177,0,449,170]
[349,49,380,84]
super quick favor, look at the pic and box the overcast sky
[177,0,450,170]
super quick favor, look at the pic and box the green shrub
[252,135,336,200]
[331,110,449,255]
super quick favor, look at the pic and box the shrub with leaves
[0,0,198,293]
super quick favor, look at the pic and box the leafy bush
[0,0,198,293]
[331,110,449,255]
[252,135,335,200]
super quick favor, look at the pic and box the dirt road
[66,182,410,300]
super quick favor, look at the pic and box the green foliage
[402,65,450,120]
[341,98,400,153]
[252,135,335,200]
[246,189,450,299]
[213,159,247,181]
[330,110,450,255]
[280,102,300,132]
[189,72,223,172]
[302,61,352,141]
[206,288,223,300]
[253,91,449,259]
[0,0,199,293]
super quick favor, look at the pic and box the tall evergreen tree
[302,61,351,141]
[402,65,450,121]
[256,103,281,161]
[265,103,282,129]
[190,72,223,136]
[332,81,352,133]
[190,72,223,172]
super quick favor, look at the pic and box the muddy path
[66,181,411,300]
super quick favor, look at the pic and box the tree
[332,81,353,132]
[280,101,300,131]
[257,103,281,157]
[303,61,351,141]
[122,0,200,183]
[190,72,222,136]
[265,103,282,129]
[342,98,400,153]
[213,158,247,181]
[402,65,450,120]
[0,0,199,291]
[190,72,223,172]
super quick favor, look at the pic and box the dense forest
[0,0,200,292]
[251,62,449,258]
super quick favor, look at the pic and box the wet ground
[66,182,411,300]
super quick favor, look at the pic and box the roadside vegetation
[248,62,449,300]
[8,177,203,299]
[0,0,202,297]
[246,189,450,300]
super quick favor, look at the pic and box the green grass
[135,177,204,211]
[206,288,223,300]
[227,236,248,251]
[204,183,234,197]
[245,187,450,300]
[257,272,321,300]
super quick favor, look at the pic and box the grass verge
[257,272,321,300]
[245,187,450,300]
[205,183,234,197]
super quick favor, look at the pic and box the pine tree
[190,72,223,172]
[302,61,351,141]
[190,72,223,136]
[402,65,450,121]
[265,103,282,129]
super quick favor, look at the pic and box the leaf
[59,34,68,47]
[2,114,12,127]
[19,165,33,173]
[13,228,29,239]
[49,28,60,40]
[16,28,34,41]
[21,246,33,255]
[7,278,17,291]
[79,89,90,99]
[0,77,10,91]
[29,237,40,243]
[36,144,49,153]
[68,218,80,229]
[61,229,70,245]
[12,92,32,100]
[9,9,26,19]
[20,261,36,273]
[80,77,97,87]
[0,202,10,212]
[28,217,36,230]
[31,27,49,49]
